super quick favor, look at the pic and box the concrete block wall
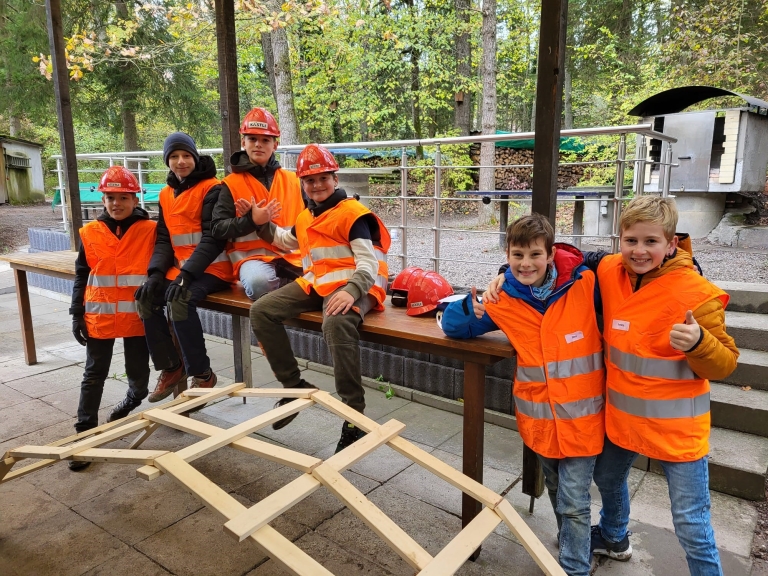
[29,227,516,415]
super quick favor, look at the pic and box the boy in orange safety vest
[211,107,305,300]
[68,166,155,471]
[441,214,605,576]
[242,144,390,453]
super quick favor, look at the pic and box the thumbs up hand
[670,310,702,352]
[471,286,486,319]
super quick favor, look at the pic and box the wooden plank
[324,419,405,471]
[70,449,168,465]
[58,420,151,459]
[0,457,17,480]
[9,446,68,459]
[417,507,501,576]
[310,390,379,432]
[461,361,486,538]
[312,463,432,571]
[1,459,59,483]
[137,409,320,480]
[224,473,322,542]
[14,269,36,365]
[153,452,333,576]
[129,423,160,449]
[183,388,317,399]
[494,499,566,576]
[165,382,245,414]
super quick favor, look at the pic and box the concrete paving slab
[355,384,410,421]
[0,397,70,442]
[235,465,380,531]
[437,422,526,477]
[595,520,751,575]
[43,340,88,363]
[81,547,173,576]
[376,401,464,448]
[386,447,515,517]
[255,404,352,454]
[135,493,308,576]
[0,413,78,454]
[0,506,128,576]
[3,364,84,398]
[0,477,70,531]
[73,475,204,545]
[0,382,31,410]
[40,377,128,417]
[198,395,276,425]
[246,531,395,576]
[0,351,77,384]
[628,472,758,558]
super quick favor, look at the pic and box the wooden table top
[1,250,515,364]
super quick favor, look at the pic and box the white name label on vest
[565,331,584,344]
[612,319,630,331]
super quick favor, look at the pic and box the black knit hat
[163,132,200,167]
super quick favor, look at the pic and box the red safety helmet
[391,266,425,307]
[406,271,454,316]
[97,166,140,194]
[240,107,280,137]
[296,144,339,178]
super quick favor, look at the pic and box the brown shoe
[148,365,187,403]
[183,370,217,414]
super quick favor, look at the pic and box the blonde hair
[620,196,678,240]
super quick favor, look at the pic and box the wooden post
[531,0,568,224]
[45,0,82,250]
[462,361,486,560]
[215,0,241,165]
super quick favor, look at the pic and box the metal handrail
[51,124,676,275]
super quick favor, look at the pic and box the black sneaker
[107,396,142,422]
[271,380,315,430]
[334,421,367,454]
[591,525,632,561]
[68,460,90,472]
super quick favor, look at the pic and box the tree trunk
[564,60,573,129]
[410,46,423,159]
[453,0,471,136]
[478,0,497,226]
[261,31,278,104]
[9,113,20,136]
[115,1,139,166]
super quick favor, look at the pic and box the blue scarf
[531,265,558,302]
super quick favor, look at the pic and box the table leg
[572,195,584,249]
[232,314,253,403]
[462,361,486,560]
[14,269,37,366]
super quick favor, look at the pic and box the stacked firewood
[469,145,584,190]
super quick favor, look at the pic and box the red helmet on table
[97,166,140,194]
[240,107,280,137]
[296,144,339,178]
[391,266,425,307]
[406,271,453,316]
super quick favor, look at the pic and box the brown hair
[505,213,555,254]
[620,195,678,240]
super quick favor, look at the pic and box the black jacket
[148,156,226,280]
[211,151,307,240]
[69,207,151,316]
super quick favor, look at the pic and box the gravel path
[0,202,65,253]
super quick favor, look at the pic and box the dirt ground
[0,202,65,253]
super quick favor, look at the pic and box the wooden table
[0,250,515,536]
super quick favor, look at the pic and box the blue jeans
[239,259,280,301]
[538,453,597,576]
[594,437,722,576]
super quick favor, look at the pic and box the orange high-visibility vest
[223,169,304,273]
[598,254,729,462]
[80,219,156,339]
[159,179,234,283]
[295,198,390,309]
[485,270,605,458]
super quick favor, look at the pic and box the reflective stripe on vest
[88,274,147,288]
[548,352,604,379]
[303,271,315,283]
[515,395,605,421]
[117,301,137,313]
[118,274,147,287]
[228,247,283,264]
[235,230,261,243]
[515,365,546,383]
[85,301,137,314]
[310,245,355,261]
[172,231,203,247]
[179,251,229,268]
[302,255,312,270]
[610,346,696,380]
[609,388,709,419]
[315,268,355,286]
[87,275,116,287]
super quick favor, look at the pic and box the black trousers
[76,335,150,433]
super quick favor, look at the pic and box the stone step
[725,311,768,352]
[722,348,768,390]
[707,427,768,501]
[711,381,768,437]
[716,280,768,313]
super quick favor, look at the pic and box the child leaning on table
[240,143,391,454]
[68,166,155,471]
[440,213,605,576]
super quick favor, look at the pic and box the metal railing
[51,123,677,273]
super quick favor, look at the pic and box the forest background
[1,0,767,192]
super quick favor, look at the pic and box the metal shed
[0,136,45,204]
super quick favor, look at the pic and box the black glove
[72,315,88,346]
[165,271,193,302]
[134,271,165,302]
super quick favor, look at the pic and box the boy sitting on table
[243,144,391,453]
